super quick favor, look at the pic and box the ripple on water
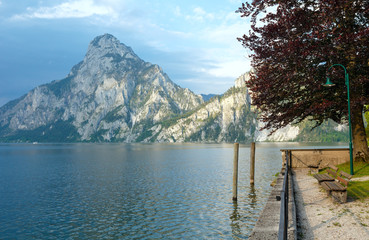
[0,143,294,239]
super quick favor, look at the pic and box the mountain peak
[90,33,120,48]
[85,33,139,61]
[0,34,206,143]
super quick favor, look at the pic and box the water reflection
[230,201,242,238]
[1,142,330,239]
[248,184,257,208]
[229,185,258,239]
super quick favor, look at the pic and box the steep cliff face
[145,73,256,142]
[0,34,349,143]
[0,34,203,142]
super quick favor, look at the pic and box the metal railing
[278,150,290,240]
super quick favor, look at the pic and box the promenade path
[293,169,369,239]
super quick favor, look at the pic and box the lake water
[0,142,346,239]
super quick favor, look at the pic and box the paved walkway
[249,171,296,239]
[293,169,369,239]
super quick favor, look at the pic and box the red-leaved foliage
[237,0,369,133]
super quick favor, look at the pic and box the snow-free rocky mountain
[0,34,348,143]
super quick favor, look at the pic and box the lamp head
[323,77,336,87]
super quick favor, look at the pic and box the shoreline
[249,168,369,239]
[249,169,297,239]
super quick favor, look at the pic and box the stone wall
[280,148,349,170]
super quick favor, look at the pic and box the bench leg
[331,191,347,203]
[325,189,331,197]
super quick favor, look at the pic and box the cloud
[208,59,251,78]
[192,47,250,79]
[189,11,251,77]
[185,7,215,22]
[174,6,182,17]
[11,0,116,20]
[4,0,251,95]
[145,5,251,93]
[228,0,243,4]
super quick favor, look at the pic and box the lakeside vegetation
[338,161,369,177]
[337,162,369,200]
[366,111,369,145]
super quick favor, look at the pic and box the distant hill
[201,94,219,102]
[0,34,350,143]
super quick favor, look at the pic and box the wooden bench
[313,164,338,183]
[321,171,352,203]
[307,159,322,173]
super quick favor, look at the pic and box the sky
[0,0,252,107]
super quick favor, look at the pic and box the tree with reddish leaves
[237,0,369,161]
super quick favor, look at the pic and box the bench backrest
[339,171,352,180]
[327,168,337,178]
[336,175,349,186]
[327,164,338,172]
[336,171,352,187]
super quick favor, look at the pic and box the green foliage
[294,119,349,142]
[333,162,369,200]
[102,106,124,123]
[139,65,157,77]
[47,76,73,97]
[160,106,201,128]
[365,111,369,145]
[136,129,153,142]
[201,94,218,102]
[222,86,245,98]
[347,181,369,200]
[226,123,246,142]
[185,114,219,142]
[103,53,124,63]
[134,119,155,142]
[0,119,80,143]
[159,86,247,130]
[0,123,12,137]
[0,95,26,113]
[89,129,109,142]
[337,161,369,177]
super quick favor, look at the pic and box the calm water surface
[0,142,346,239]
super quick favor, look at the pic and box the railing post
[232,143,239,201]
[278,150,289,240]
[250,142,255,184]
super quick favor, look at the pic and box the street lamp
[323,64,354,175]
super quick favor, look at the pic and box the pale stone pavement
[293,169,369,240]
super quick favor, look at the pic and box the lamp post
[323,64,354,175]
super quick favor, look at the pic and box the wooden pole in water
[233,143,239,201]
[250,142,255,184]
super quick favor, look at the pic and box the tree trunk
[351,105,369,162]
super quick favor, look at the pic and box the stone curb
[249,169,297,239]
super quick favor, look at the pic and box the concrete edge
[289,171,297,239]
[249,168,297,239]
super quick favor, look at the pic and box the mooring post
[250,142,255,184]
[233,143,239,201]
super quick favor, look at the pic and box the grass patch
[270,172,280,187]
[333,222,342,227]
[338,162,369,200]
[337,161,369,177]
[347,181,369,200]
[317,162,369,200]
